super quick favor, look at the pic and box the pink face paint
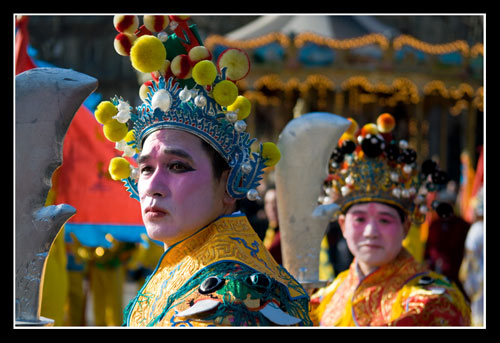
[343,202,405,275]
[137,129,228,247]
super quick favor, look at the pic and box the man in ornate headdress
[310,114,470,326]
[95,15,310,327]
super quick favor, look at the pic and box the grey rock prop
[15,68,98,325]
[275,112,350,289]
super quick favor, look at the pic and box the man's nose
[362,220,379,238]
[141,169,169,198]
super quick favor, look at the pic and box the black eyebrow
[137,148,194,164]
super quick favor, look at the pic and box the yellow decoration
[227,95,251,120]
[130,35,167,73]
[345,118,358,135]
[95,101,118,125]
[261,142,281,167]
[360,123,379,136]
[339,132,355,145]
[108,157,131,180]
[192,60,217,86]
[103,119,129,142]
[212,80,238,107]
[124,130,135,143]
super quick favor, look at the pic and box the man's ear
[338,214,346,237]
[220,170,236,209]
[402,217,411,237]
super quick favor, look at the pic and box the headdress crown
[96,15,280,201]
[326,113,450,224]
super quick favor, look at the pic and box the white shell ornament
[151,89,172,112]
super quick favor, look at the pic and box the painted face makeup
[339,202,406,276]
[137,129,229,247]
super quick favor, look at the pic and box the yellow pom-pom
[360,123,379,137]
[212,80,238,107]
[108,157,131,180]
[339,132,355,145]
[130,35,167,73]
[124,129,135,143]
[346,117,359,135]
[103,119,129,142]
[227,95,251,120]
[261,142,281,167]
[376,113,396,133]
[192,60,217,86]
[95,101,118,125]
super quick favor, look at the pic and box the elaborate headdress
[95,15,280,201]
[325,113,449,224]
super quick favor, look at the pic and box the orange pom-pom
[377,113,396,133]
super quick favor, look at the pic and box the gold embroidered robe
[310,249,470,326]
[124,213,311,326]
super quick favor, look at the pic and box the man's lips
[359,242,383,249]
[144,206,168,218]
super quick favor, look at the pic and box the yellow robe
[124,213,311,327]
[310,249,470,326]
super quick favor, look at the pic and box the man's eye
[140,166,153,175]
[353,217,365,223]
[168,162,194,173]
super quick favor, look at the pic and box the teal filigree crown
[96,15,280,201]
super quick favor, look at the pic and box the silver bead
[234,120,247,132]
[341,186,350,196]
[246,189,260,201]
[392,187,401,198]
[390,172,400,182]
[194,94,207,108]
[179,86,192,102]
[241,162,252,174]
[401,189,410,198]
[130,166,139,180]
[157,31,168,42]
[225,111,238,123]
[399,140,408,149]
[403,164,413,174]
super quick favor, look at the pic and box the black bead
[399,148,417,164]
[361,135,384,158]
[330,147,344,163]
[385,143,400,161]
[341,140,356,155]
[436,202,454,218]
[431,170,449,185]
[421,159,437,176]
[199,276,225,295]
